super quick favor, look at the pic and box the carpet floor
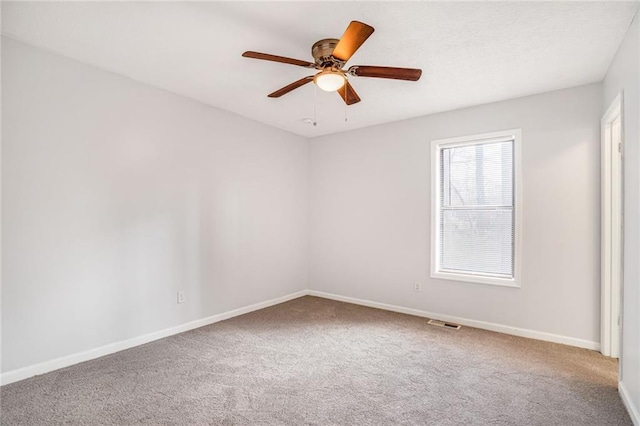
[0,296,631,425]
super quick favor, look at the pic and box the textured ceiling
[2,1,639,137]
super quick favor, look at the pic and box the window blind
[439,139,514,277]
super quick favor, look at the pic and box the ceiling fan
[242,21,422,105]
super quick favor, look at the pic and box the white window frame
[430,129,523,288]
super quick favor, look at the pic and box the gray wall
[603,12,640,421]
[309,83,603,346]
[1,38,309,373]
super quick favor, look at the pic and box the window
[431,129,522,287]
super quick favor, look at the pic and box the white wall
[309,83,603,346]
[603,12,640,422]
[1,38,309,374]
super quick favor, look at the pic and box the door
[601,94,623,358]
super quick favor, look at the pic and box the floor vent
[427,319,461,330]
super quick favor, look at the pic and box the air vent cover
[427,319,461,330]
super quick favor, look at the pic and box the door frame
[601,92,623,358]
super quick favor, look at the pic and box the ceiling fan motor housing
[312,38,344,68]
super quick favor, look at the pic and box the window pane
[440,209,513,276]
[442,141,513,207]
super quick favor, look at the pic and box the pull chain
[313,84,318,126]
[344,90,348,122]
[344,79,348,123]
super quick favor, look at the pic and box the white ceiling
[2,1,638,138]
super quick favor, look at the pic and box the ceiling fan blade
[242,51,315,68]
[349,66,422,81]
[332,21,375,62]
[337,81,361,105]
[268,76,314,98]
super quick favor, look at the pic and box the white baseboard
[307,290,601,351]
[0,290,307,386]
[1,288,603,387]
[620,381,640,425]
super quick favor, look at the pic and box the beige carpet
[0,296,631,425]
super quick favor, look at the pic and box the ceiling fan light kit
[314,69,346,92]
[242,20,422,106]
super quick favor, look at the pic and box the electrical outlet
[177,291,186,304]
[414,282,421,292]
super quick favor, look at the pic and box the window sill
[431,270,520,288]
